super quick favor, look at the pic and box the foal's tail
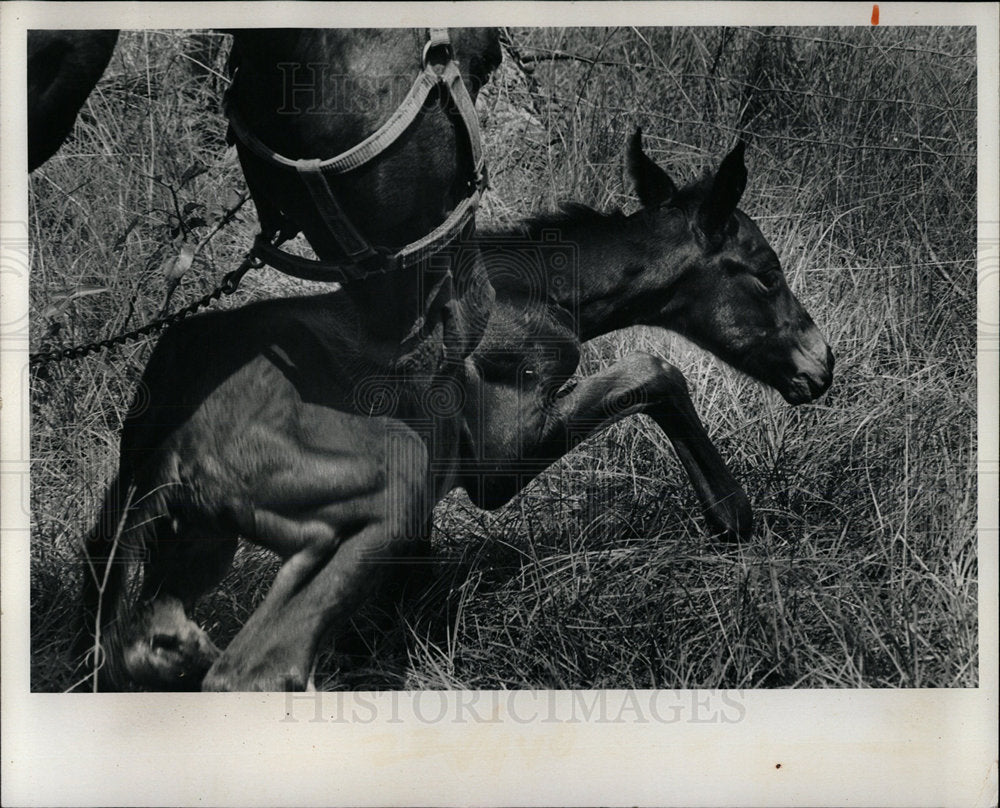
[75,474,158,691]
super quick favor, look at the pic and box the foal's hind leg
[201,427,432,692]
[124,525,237,690]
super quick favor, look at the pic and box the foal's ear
[627,128,677,207]
[699,141,748,235]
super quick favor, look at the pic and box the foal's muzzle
[782,341,834,405]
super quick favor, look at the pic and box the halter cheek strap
[225,28,487,284]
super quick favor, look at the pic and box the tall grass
[29,27,978,690]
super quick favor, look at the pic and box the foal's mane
[477,203,626,242]
[484,172,714,241]
[522,202,627,236]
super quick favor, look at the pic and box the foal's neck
[342,271,426,344]
[342,260,492,365]
[535,207,689,341]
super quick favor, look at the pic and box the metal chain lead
[29,252,262,372]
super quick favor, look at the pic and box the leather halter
[224,28,487,284]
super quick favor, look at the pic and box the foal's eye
[753,270,782,293]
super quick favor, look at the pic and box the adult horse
[29,27,499,289]
[80,131,832,691]
[27,30,119,171]
[223,28,499,354]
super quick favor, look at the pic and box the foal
[80,131,832,691]
[459,130,833,527]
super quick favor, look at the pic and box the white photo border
[2,3,996,806]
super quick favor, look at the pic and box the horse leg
[201,430,432,692]
[638,359,754,541]
[202,523,428,692]
[123,526,237,690]
[470,352,752,541]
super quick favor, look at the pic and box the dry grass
[29,27,978,691]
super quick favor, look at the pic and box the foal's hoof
[124,625,221,690]
[704,493,753,544]
[122,596,221,689]
[201,662,310,692]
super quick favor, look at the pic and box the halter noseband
[225,28,487,283]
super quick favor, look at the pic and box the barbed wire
[29,252,260,372]
[515,26,974,62]
[553,104,975,158]
[739,26,975,62]
[515,53,975,115]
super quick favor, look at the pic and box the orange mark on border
[871,4,880,24]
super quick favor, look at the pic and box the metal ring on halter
[423,28,454,67]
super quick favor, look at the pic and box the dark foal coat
[74,28,503,691]
[81,131,833,691]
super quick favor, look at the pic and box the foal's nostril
[151,633,181,652]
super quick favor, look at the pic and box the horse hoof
[124,625,220,690]
[704,495,753,544]
[201,661,310,692]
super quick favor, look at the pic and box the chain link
[29,252,263,373]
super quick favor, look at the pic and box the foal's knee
[650,356,688,395]
[620,353,689,400]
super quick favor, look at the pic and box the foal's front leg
[477,353,752,541]
[558,353,751,540]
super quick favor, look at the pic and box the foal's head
[628,130,833,404]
